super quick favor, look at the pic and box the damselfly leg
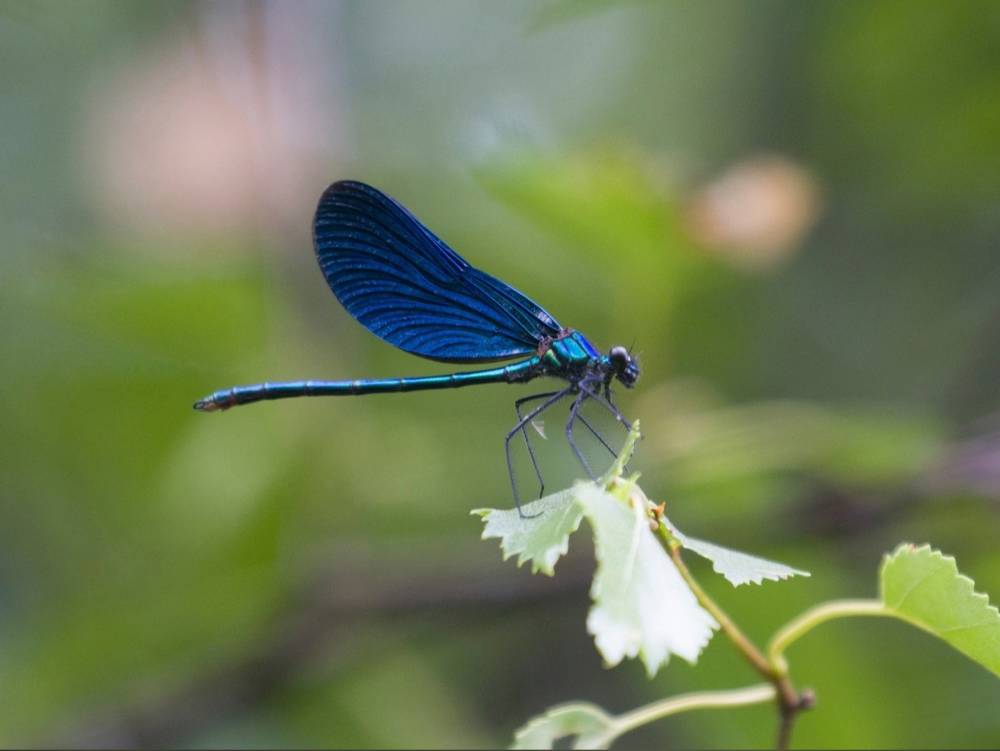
[574,410,617,459]
[565,393,596,480]
[575,382,632,474]
[579,382,633,432]
[513,390,561,498]
[505,387,574,518]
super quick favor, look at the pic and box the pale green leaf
[880,544,1000,677]
[512,703,616,750]
[663,514,809,586]
[471,422,641,576]
[576,484,717,675]
[475,422,716,675]
[472,487,583,576]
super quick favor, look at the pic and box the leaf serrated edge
[662,517,810,588]
[472,496,587,576]
[717,568,795,586]
[880,543,1000,637]
[704,553,808,587]
[580,485,718,675]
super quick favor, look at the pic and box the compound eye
[609,345,629,364]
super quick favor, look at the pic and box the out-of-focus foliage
[1,1,999,747]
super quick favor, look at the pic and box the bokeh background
[3,0,1000,747]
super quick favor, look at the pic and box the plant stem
[768,599,889,669]
[613,683,775,738]
[665,540,777,677]
[654,523,810,750]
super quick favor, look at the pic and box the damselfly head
[608,345,640,388]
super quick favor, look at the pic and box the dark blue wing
[313,180,562,363]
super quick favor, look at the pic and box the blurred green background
[2,0,1000,747]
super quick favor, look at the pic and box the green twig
[612,683,776,739]
[653,519,810,750]
[768,599,889,670]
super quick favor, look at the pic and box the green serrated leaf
[662,514,809,586]
[472,486,583,576]
[511,702,616,750]
[880,544,1000,678]
[576,484,717,675]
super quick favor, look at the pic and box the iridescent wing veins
[313,180,562,362]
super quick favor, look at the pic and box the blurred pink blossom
[83,2,344,249]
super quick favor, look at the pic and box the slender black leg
[579,383,632,432]
[506,387,573,518]
[514,391,560,498]
[578,407,631,474]
[580,383,633,473]
[576,411,617,459]
[565,393,596,480]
